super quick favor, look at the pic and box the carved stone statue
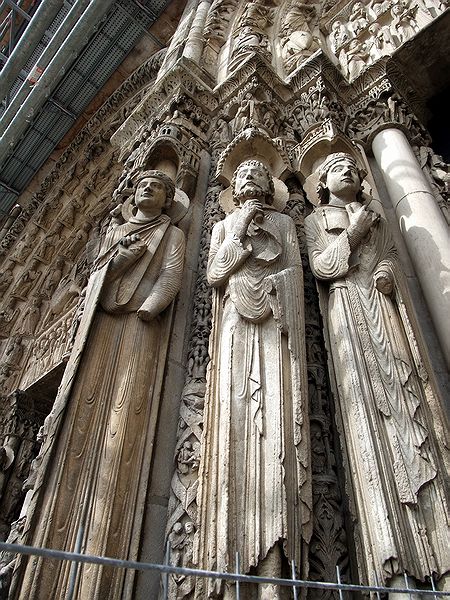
[14,170,186,599]
[367,22,396,60]
[229,0,272,72]
[305,153,449,587]
[195,160,311,599]
[329,19,349,53]
[390,2,419,44]
[348,1,371,36]
[280,3,318,74]
[344,39,370,80]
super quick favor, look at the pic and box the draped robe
[305,203,449,583]
[14,215,185,599]
[195,207,311,598]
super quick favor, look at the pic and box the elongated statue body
[305,153,449,586]
[13,171,185,599]
[195,160,311,600]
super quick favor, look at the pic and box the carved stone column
[183,0,212,63]
[372,127,450,368]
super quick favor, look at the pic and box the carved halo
[216,128,291,213]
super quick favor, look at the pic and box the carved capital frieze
[346,89,428,148]
[111,59,217,155]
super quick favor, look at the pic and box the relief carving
[390,2,419,44]
[280,1,320,75]
[413,144,450,225]
[229,0,273,74]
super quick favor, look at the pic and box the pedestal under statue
[195,160,311,600]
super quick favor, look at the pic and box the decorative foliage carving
[284,184,351,597]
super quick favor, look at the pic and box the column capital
[347,90,429,149]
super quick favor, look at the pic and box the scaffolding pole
[0,0,65,102]
[0,0,116,161]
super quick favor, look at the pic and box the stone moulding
[111,58,218,153]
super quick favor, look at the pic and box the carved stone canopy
[293,121,361,180]
[216,127,291,185]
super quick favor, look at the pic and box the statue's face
[325,158,360,196]
[185,522,194,534]
[135,177,166,213]
[234,163,271,203]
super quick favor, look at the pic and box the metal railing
[1,541,449,599]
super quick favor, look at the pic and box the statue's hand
[374,269,393,295]
[233,199,264,240]
[347,205,374,238]
[118,234,146,260]
[120,233,141,248]
[263,276,275,294]
[137,300,158,322]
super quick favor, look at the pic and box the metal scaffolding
[0,0,170,220]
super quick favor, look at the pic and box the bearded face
[233,163,272,204]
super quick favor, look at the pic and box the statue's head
[316,152,366,204]
[134,170,175,213]
[231,159,275,206]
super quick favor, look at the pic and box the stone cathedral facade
[0,1,448,599]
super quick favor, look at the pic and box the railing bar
[373,570,382,600]
[235,552,240,600]
[336,564,345,600]
[404,572,413,600]
[431,573,438,600]
[0,542,448,596]
[162,540,170,600]
[291,559,298,600]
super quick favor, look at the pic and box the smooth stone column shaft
[372,127,450,368]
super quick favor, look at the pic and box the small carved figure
[345,39,370,79]
[390,1,419,44]
[3,336,24,368]
[229,0,272,71]
[63,221,92,261]
[215,117,231,145]
[11,225,39,264]
[35,225,63,263]
[348,1,371,36]
[0,266,14,295]
[41,257,66,298]
[0,299,19,339]
[369,0,392,15]
[21,298,42,337]
[329,19,349,53]
[416,146,450,224]
[233,93,256,133]
[11,260,41,298]
[368,22,396,59]
[280,2,318,73]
